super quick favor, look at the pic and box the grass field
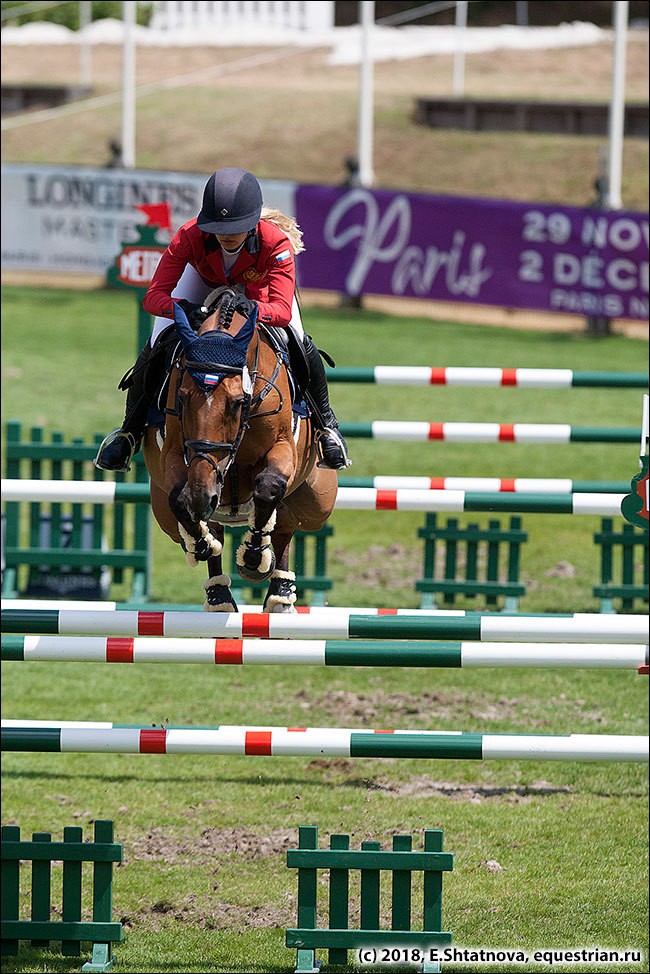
[1,285,648,974]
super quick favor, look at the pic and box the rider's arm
[142,229,194,318]
[253,238,296,327]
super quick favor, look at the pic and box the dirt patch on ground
[127,825,296,866]
[121,891,294,933]
[295,688,538,725]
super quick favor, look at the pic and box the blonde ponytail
[260,207,305,255]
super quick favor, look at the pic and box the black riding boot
[94,341,162,471]
[303,335,351,470]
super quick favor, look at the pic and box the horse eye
[230,397,244,415]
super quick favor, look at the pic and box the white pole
[357,1,375,186]
[121,1,136,168]
[453,1,468,97]
[606,0,628,209]
[79,0,92,88]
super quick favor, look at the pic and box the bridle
[165,305,286,484]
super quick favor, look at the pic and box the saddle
[257,322,311,401]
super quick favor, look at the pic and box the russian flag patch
[276,249,291,262]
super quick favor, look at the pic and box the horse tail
[260,207,305,255]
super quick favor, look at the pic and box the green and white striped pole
[1,721,647,762]
[3,635,646,669]
[2,609,646,642]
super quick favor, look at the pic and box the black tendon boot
[303,335,351,469]
[94,341,162,471]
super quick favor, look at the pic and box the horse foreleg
[203,524,238,612]
[162,440,221,567]
[236,456,291,583]
[263,511,298,613]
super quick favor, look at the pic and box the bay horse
[142,288,338,612]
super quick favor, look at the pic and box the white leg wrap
[178,522,199,567]
[271,569,295,581]
[204,600,238,613]
[203,574,231,590]
[199,520,222,556]
[236,509,277,575]
[177,521,222,567]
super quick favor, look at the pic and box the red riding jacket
[143,218,296,326]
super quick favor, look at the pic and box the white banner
[1,163,296,275]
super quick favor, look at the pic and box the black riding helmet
[196,168,263,235]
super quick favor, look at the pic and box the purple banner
[296,185,649,321]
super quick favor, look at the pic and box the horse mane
[260,207,305,255]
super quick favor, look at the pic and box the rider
[95,167,350,472]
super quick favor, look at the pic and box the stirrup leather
[93,428,138,472]
[314,427,351,469]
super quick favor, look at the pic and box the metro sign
[117,246,164,286]
[107,221,168,294]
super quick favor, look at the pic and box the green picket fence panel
[2,420,151,602]
[594,518,649,613]
[416,514,527,611]
[286,826,452,973]
[1,820,122,972]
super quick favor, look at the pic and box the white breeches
[149,264,304,346]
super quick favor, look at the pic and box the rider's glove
[233,294,258,321]
[175,299,207,331]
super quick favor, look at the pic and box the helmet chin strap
[219,240,246,255]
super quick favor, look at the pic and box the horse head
[172,289,257,524]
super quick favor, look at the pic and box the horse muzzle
[178,467,224,525]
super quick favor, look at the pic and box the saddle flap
[259,323,310,399]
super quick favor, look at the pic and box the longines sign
[0,163,295,275]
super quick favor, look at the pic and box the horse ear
[232,305,258,350]
[173,302,197,350]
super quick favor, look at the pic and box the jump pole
[325,366,649,388]
[0,599,575,617]
[2,722,647,762]
[2,609,647,642]
[337,423,640,444]
[3,635,646,669]
[0,480,628,515]
[339,476,631,493]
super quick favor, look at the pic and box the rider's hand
[233,294,258,320]
[175,299,207,331]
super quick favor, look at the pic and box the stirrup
[314,427,351,470]
[93,428,138,472]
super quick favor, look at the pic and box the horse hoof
[236,528,276,582]
[236,553,276,584]
[263,570,297,613]
[203,575,238,612]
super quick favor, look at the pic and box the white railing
[150,1,334,33]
